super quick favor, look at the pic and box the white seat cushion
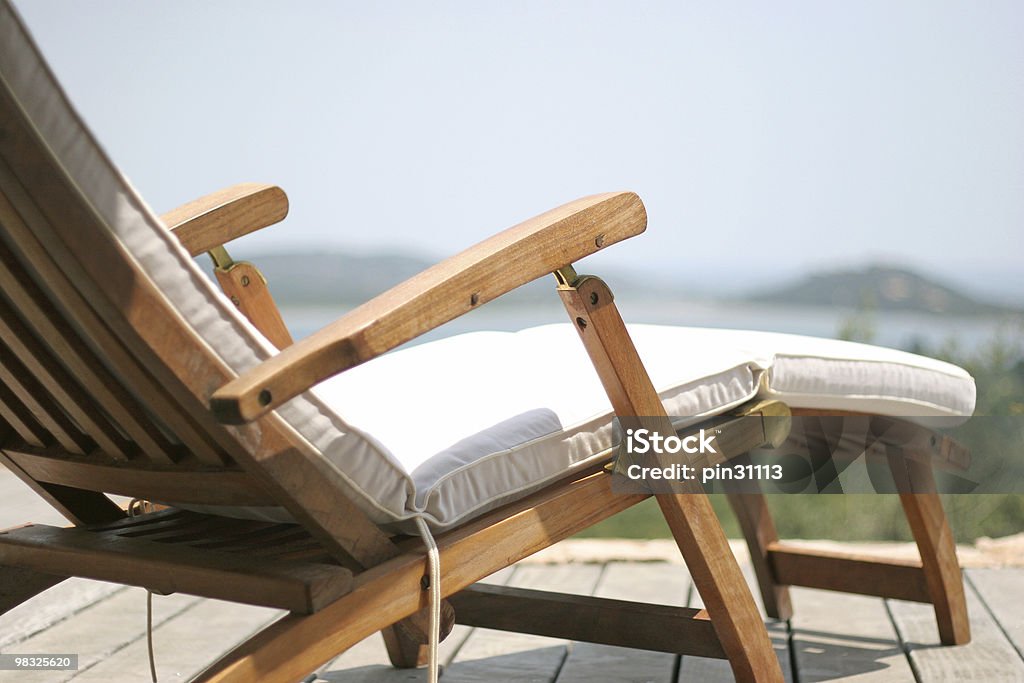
[308,323,975,528]
[1,3,975,531]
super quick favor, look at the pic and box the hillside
[747,266,1021,316]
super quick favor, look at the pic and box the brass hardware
[470,293,480,306]
[241,275,251,287]
[207,245,234,271]
[553,264,578,288]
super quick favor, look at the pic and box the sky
[13,1,1024,297]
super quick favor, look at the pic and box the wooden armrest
[161,183,289,257]
[210,191,647,424]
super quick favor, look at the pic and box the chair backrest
[0,2,393,562]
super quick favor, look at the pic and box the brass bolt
[241,275,251,287]
[576,316,588,330]
[589,292,599,305]
[230,296,241,307]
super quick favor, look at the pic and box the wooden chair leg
[381,624,426,668]
[659,492,784,683]
[725,491,793,620]
[381,601,456,668]
[894,453,971,645]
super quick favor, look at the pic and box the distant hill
[747,266,1022,316]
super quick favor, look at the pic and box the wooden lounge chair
[0,3,972,681]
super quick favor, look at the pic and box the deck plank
[68,599,281,682]
[888,580,1024,681]
[678,549,793,682]
[441,563,603,683]
[0,587,198,683]
[967,568,1024,661]
[789,587,914,682]
[555,561,691,683]
[0,578,124,650]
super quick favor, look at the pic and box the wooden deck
[2,472,1023,682]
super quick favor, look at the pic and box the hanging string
[413,516,441,683]
[128,498,158,683]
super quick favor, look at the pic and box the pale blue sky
[14,1,1024,296]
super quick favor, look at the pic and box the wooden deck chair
[0,3,972,681]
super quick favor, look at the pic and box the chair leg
[725,492,793,620]
[382,600,458,667]
[658,492,784,683]
[381,624,426,667]
[895,455,970,645]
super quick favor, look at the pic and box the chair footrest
[0,510,352,614]
[449,583,726,659]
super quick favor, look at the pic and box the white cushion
[1,3,976,532]
[309,323,975,528]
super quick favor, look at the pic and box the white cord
[127,499,158,683]
[413,516,441,683]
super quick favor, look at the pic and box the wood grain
[210,192,647,423]
[557,275,783,683]
[162,183,288,257]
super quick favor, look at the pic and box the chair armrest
[161,183,289,257]
[210,191,647,424]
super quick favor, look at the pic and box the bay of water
[282,297,1019,355]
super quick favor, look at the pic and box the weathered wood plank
[69,599,281,682]
[967,568,1024,661]
[442,564,602,683]
[556,562,690,683]
[451,584,722,658]
[0,577,122,650]
[789,587,914,682]
[888,581,1024,681]
[0,587,199,683]
[678,551,793,683]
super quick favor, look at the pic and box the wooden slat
[196,471,645,683]
[888,581,1024,681]
[0,341,91,455]
[0,182,228,467]
[445,564,602,683]
[451,583,725,658]
[555,562,688,683]
[5,447,276,507]
[0,380,49,447]
[0,452,124,526]
[0,294,133,461]
[0,242,181,463]
[0,524,352,614]
[768,543,931,603]
[0,129,395,568]
[789,587,915,683]
[967,568,1024,660]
